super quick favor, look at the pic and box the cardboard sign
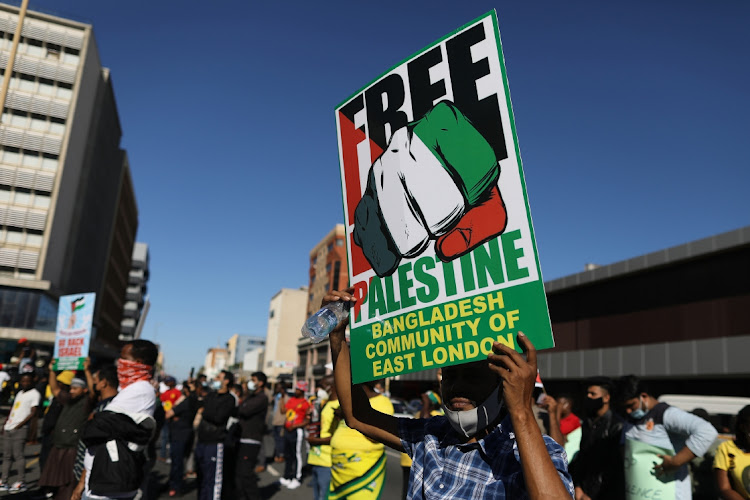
[624,439,676,500]
[53,293,96,370]
[335,11,553,383]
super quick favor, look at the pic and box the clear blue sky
[22,0,750,378]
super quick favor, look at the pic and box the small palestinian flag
[534,369,545,390]
[70,296,86,313]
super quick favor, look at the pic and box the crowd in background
[1,335,749,500]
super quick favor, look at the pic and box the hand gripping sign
[336,11,554,383]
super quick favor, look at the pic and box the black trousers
[283,428,304,480]
[235,443,261,500]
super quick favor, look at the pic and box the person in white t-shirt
[1,372,41,492]
[72,339,158,500]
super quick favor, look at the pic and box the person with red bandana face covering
[72,339,159,500]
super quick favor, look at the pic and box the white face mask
[441,386,504,439]
[247,381,256,392]
[317,388,329,400]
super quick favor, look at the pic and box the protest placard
[624,439,676,500]
[53,293,95,370]
[335,11,553,383]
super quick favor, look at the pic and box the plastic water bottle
[301,301,350,343]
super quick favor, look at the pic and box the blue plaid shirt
[399,414,574,499]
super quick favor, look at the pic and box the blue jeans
[310,465,332,500]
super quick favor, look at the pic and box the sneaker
[279,478,290,486]
[0,482,9,492]
[286,479,301,490]
[10,482,27,493]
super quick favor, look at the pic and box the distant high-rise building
[296,225,349,389]
[307,224,347,316]
[120,242,149,341]
[203,347,228,379]
[264,287,307,383]
[226,333,264,368]
[0,3,138,358]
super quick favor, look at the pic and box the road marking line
[26,457,39,468]
[266,465,280,477]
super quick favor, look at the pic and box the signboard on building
[335,11,553,383]
[53,293,96,370]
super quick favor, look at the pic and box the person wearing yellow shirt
[329,379,394,500]
[308,376,337,500]
[714,405,750,500]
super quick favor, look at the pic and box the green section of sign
[53,357,85,371]
[350,280,552,383]
[624,439,676,500]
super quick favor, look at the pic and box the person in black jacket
[166,381,199,496]
[235,372,269,500]
[195,370,236,500]
[568,376,625,500]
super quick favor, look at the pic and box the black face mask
[583,396,604,416]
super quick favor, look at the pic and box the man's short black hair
[221,370,234,386]
[96,364,119,389]
[19,372,34,381]
[129,339,158,366]
[616,375,651,404]
[251,371,267,385]
[585,376,614,396]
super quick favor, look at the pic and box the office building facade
[264,287,307,383]
[0,4,137,356]
[120,242,148,341]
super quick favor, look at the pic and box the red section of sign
[338,111,383,276]
[339,111,365,222]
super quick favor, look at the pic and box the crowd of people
[1,303,749,500]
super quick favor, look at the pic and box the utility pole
[0,0,30,124]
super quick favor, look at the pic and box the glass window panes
[26,234,42,247]
[0,186,10,202]
[48,121,65,135]
[41,155,58,171]
[56,86,72,100]
[3,149,20,164]
[5,229,23,244]
[38,79,54,95]
[30,115,47,132]
[62,52,79,66]
[13,191,31,205]
[18,77,34,92]
[33,194,50,209]
[10,111,27,128]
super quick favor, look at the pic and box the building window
[333,261,342,290]
[327,242,333,252]
[269,310,275,318]
[326,263,332,274]
[336,239,344,246]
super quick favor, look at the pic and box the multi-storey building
[306,224,347,317]
[226,333,264,369]
[0,3,137,358]
[203,347,228,379]
[264,287,307,383]
[120,242,149,341]
[296,225,349,390]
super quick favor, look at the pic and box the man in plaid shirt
[326,290,574,499]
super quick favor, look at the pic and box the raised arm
[489,333,573,499]
[48,361,61,399]
[83,358,97,402]
[327,290,403,452]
